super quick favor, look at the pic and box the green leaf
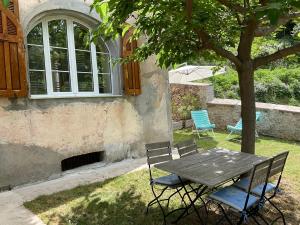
[267,9,281,25]
[290,0,300,9]
[2,0,10,7]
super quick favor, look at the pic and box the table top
[155,148,267,188]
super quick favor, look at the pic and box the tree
[1,0,9,7]
[91,0,300,154]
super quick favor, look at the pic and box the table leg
[173,177,207,225]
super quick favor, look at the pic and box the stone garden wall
[207,99,300,141]
[170,82,214,121]
[171,82,300,141]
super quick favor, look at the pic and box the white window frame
[26,16,119,99]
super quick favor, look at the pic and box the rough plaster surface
[207,99,300,141]
[0,158,147,225]
[0,0,172,188]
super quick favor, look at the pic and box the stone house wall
[0,0,172,188]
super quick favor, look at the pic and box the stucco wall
[0,0,172,188]
[207,99,300,141]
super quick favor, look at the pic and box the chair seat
[227,125,242,133]
[234,178,277,196]
[209,186,259,211]
[152,174,189,187]
[196,124,216,130]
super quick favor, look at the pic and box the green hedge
[207,68,300,106]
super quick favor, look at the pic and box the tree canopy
[91,0,299,68]
[91,0,299,154]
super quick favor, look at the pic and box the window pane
[97,53,110,73]
[50,48,69,71]
[95,39,109,53]
[48,20,67,48]
[73,22,89,50]
[29,71,47,95]
[76,50,91,72]
[78,73,94,92]
[52,71,71,92]
[27,23,43,45]
[98,74,111,93]
[28,45,45,70]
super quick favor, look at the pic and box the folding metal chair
[176,139,199,158]
[209,159,273,225]
[234,151,289,225]
[145,141,189,225]
[175,139,209,216]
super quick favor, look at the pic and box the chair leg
[150,186,168,225]
[166,187,182,209]
[177,188,189,210]
[267,199,286,225]
[217,203,234,225]
[146,186,168,215]
[255,130,259,138]
[256,212,269,225]
[197,130,201,139]
[237,216,244,225]
[226,131,233,140]
[251,216,262,225]
[211,129,216,137]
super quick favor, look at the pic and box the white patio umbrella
[168,65,225,84]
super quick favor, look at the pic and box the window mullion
[42,20,53,95]
[91,43,99,95]
[109,54,114,95]
[67,19,78,94]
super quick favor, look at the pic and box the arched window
[27,17,112,97]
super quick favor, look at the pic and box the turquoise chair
[226,112,262,140]
[191,110,215,138]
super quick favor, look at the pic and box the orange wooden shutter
[0,0,27,97]
[122,29,141,96]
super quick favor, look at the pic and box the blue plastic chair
[226,112,262,140]
[191,110,215,138]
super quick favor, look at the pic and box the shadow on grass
[174,129,219,150]
[26,182,300,225]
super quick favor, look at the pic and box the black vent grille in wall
[61,151,105,171]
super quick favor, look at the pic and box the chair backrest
[269,151,289,189]
[247,159,273,194]
[256,112,262,122]
[243,159,272,211]
[176,139,198,158]
[235,111,262,129]
[145,141,172,181]
[191,110,211,128]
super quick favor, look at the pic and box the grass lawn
[24,130,300,225]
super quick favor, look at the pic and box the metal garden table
[155,148,267,224]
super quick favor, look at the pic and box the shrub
[176,94,201,120]
[207,67,300,106]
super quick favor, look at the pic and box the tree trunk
[237,62,256,154]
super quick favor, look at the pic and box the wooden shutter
[122,29,141,96]
[0,0,27,97]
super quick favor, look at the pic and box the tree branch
[216,0,247,14]
[196,30,242,67]
[255,12,300,37]
[259,0,268,6]
[186,0,193,21]
[254,43,300,68]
